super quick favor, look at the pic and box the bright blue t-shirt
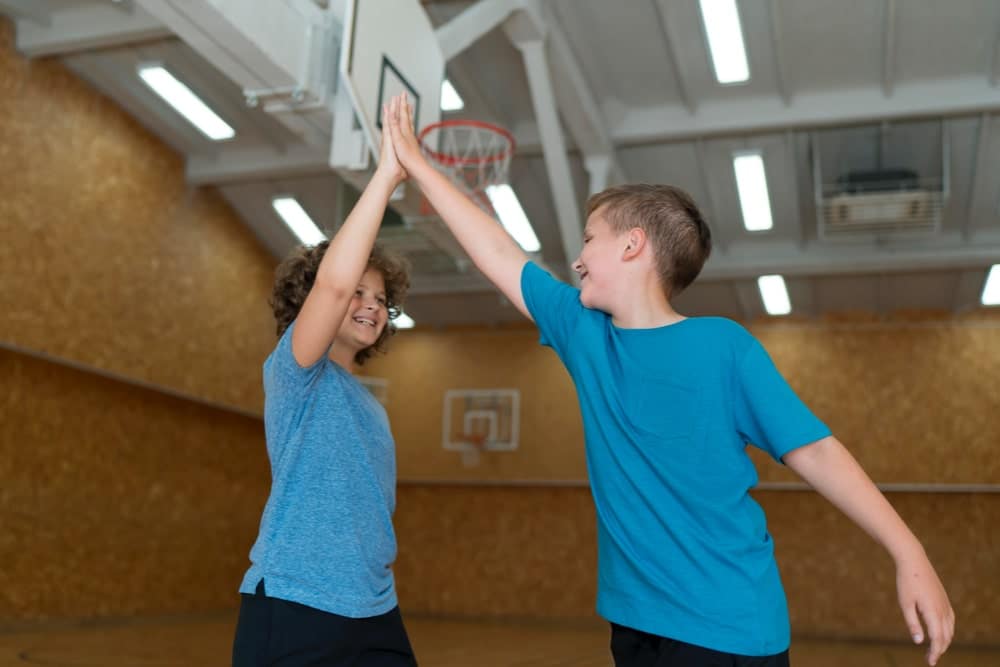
[521,262,831,656]
[239,321,399,617]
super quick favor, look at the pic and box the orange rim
[418,120,515,167]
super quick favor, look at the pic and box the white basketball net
[420,122,513,216]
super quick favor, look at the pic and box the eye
[376,297,387,306]
[355,289,363,297]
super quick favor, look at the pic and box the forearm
[783,436,925,564]
[316,170,398,292]
[410,160,527,273]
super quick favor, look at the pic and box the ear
[622,227,646,261]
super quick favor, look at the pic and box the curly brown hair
[270,242,411,365]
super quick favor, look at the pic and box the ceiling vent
[823,168,941,236]
[812,122,948,241]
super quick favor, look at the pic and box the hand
[375,97,407,186]
[896,552,954,665]
[385,92,429,177]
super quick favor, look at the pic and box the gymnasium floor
[0,612,996,666]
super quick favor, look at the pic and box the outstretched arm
[291,100,406,366]
[783,436,955,666]
[386,95,531,320]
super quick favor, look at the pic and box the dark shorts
[610,623,790,667]
[232,579,417,667]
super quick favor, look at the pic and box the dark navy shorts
[610,623,790,667]
[232,579,417,666]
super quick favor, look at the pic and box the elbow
[782,434,836,471]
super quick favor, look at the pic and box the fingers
[902,600,924,646]
[386,94,405,144]
[404,94,415,132]
[922,602,954,666]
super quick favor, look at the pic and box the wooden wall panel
[0,349,268,620]
[0,21,276,414]
[370,321,1000,484]
[394,485,1000,643]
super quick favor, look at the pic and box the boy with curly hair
[233,97,417,666]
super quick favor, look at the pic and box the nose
[572,257,583,273]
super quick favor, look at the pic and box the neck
[610,275,685,329]
[327,345,357,372]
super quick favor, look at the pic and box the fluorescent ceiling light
[485,184,541,253]
[395,312,416,329]
[699,0,750,84]
[733,152,774,231]
[137,64,235,140]
[441,79,464,111]
[982,265,1000,306]
[758,275,792,316]
[272,196,326,246]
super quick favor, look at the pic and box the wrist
[891,537,927,567]
[371,167,402,191]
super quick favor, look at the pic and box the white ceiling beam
[135,0,332,146]
[693,139,725,253]
[767,0,791,106]
[700,230,1000,281]
[584,155,612,197]
[501,6,585,275]
[435,0,519,62]
[510,79,1000,153]
[12,2,171,58]
[598,78,1000,147]
[0,0,51,27]
[731,281,761,321]
[509,33,584,276]
[186,144,332,185]
[990,10,1000,86]
[651,0,694,113]
[965,113,993,239]
[882,0,897,97]
[534,1,627,185]
[783,130,804,246]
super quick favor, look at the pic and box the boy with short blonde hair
[385,95,953,667]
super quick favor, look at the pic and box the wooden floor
[0,611,996,666]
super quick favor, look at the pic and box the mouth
[352,316,377,328]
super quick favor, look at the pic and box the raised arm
[386,95,531,320]
[783,435,955,666]
[291,101,406,366]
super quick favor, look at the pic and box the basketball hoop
[418,120,515,217]
[456,432,488,468]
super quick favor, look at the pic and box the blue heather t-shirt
[521,262,831,656]
[239,321,398,617]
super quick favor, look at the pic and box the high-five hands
[384,93,427,177]
[376,97,407,186]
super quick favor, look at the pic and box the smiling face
[335,267,389,354]
[573,208,627,311]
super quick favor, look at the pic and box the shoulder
[684,316,752,340]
